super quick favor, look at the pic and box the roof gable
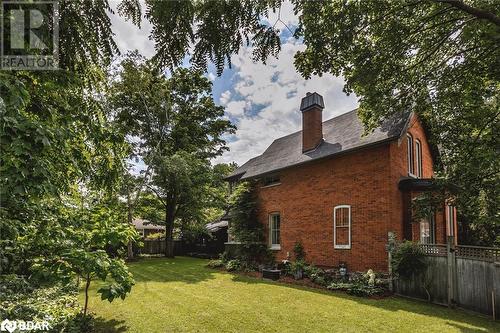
[228,109,410,180]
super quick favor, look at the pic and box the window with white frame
[446,205,456,237]
[334,205,351,249]
[407,134,415,176]
[415,139,422,178]
[269,213,281,249]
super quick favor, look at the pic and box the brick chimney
[300,92,324,152]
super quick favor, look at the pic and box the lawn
[82,257,499,332]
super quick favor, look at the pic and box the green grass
[82,257,499,332]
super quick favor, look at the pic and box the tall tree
[111,54,235,256]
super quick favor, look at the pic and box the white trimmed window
[415,139,422,178]
[446,205,456,237]
[334,205,351,249]
[269,213,281,250]
[407,134,415,176]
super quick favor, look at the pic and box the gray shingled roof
[228,109,410,180]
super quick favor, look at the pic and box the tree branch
[436,0,500,26]
[146,184,168,207]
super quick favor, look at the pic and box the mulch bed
[224,269,393,299]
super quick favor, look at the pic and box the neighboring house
[226,92,457,272]
[132,218,165,238]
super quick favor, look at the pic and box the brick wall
[255,144,393,272]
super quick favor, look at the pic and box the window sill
[334,246,351,250]
[261,183,281,189]
[270,245,281,250]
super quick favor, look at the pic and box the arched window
[334,205,351,249]
[415,139,422,178]
[407,134,415,176]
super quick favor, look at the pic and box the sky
[109,1,358,167]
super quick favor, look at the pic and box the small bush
[145,232,164,240]
[346,284,384,297]
[293,241,306,261]
[310,274,327,286]
[219,251,231,263]
[0,275,87,332]
[206,259,224,268]
[391,241,428,279]
[303,264,321,278]
[225,259,242,272]
[327,281,383,297]
[327,282,353,291]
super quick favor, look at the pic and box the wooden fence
[393,238,500,318]
[140,240,184,255]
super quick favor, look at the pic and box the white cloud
[109,0,155,58]
[219,90,232,105]
[207,72,216,82]
[214,38,359,166]
[263,1,299,32]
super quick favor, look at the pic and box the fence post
[387,232,395,293]
[447,236,456,307]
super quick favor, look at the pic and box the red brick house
[226,92,457,272]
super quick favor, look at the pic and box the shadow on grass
[229,274,500,332]
[127,256,216,284]
[93,317,128,333]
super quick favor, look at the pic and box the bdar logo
[1,319,17,333]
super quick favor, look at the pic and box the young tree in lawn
[111,54,235,256]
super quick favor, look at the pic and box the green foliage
[225,259,242,272]
[111,54,235,256]
[145,0,282,74]
[228,181,262,244]
[0,275,89,332]
[327,278,384,297]
[206,259,225,269]
[391,241,428,279]
[345,284,384,297]
[145,232,165,240]
[228,181,274,265]
[293,241,306,261]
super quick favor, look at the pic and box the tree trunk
[126,188,134,260]
[164,201,176,257]
[83,273,91,317]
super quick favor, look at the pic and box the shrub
[311,274,327,286]
[206,259,224,268]
[391,241,428,279]
[327,282,353,291]
[219,251,231,263]
[0,275,88,332]
[293,241,306,261]
[145,232,164,240]
[303,264,321,278]
[225,259,242,272]
[327,281,383,297]
[346,284,384,297]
